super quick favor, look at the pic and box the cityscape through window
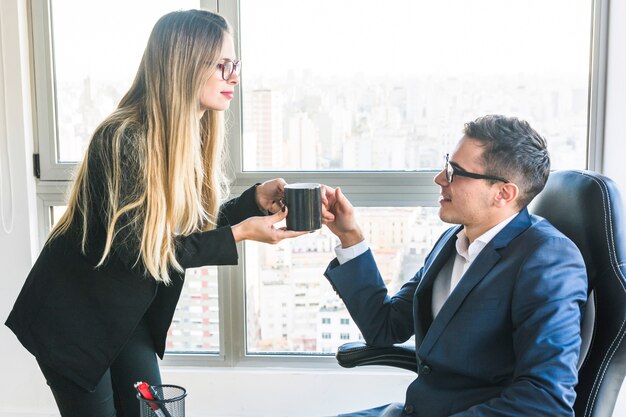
[44,0,592,357]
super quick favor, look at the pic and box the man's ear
[494,182,519,207]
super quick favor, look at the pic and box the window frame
[31,0,608,368]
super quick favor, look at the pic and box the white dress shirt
[431,212,518,317]
[335,239,370,265]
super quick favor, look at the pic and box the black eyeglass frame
[216,59,241,81]
[444,153,509,184]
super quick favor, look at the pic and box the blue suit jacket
[325,209,587,417]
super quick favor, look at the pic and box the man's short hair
[463,115,550,208]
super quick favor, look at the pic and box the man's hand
[321,185,364,248]
[255,178,287,214]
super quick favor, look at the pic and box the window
[245,207,449,354]
[32,0,599,365]
[32,0,201,180]
[237,0,592,173]
[233,0,595,358]
[168,267,220,353]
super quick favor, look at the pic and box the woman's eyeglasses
[444,154,509,184]
[216,60,241,81]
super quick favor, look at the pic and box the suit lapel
[416,209,533,358]
[415,228,460,294]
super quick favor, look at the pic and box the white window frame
[30,0,608,368]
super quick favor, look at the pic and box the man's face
[434,136,502,228]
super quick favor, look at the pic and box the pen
[134,381,173,417]
[147,385,174,417]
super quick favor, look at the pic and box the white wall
[0,0,625,416]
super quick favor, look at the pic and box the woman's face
[199,34,239,113]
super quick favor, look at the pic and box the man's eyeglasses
[216,60,241,81]
[444,154,509,184]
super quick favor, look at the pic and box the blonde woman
[6,10,304,417]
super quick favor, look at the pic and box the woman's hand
[255,178,287,213]
[231,208,308,244]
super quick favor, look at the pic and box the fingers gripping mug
[284,183,322,231]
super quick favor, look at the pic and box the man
[322,115,587,416]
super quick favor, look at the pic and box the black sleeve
[175,227,238,269]
[217,184,265,227]
[176,185,267,269]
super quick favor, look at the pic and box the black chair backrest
[529,170,626,417]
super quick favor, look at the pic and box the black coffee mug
[284,183,322,231]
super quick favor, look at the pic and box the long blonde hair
[50,10,232,284]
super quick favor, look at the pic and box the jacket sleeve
[324,249,422,346]
[176,185,266,269]
[217,184,265,227]
[323,227,458,347]
[449,236,587,417]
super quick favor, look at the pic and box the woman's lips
[221,91,234,99]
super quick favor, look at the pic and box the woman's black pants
[37,317,162,417]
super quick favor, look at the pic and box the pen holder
[138,384,187,417]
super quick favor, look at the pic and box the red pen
[134,381,172,417]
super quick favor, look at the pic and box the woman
[5,9,304,416]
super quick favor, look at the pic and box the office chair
[336,170,626,417]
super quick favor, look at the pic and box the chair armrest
[336,341,418,373]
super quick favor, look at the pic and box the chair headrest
[529,170,626,291]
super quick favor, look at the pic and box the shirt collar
[455,212,519,263]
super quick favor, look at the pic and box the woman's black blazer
[5,183,264,391]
